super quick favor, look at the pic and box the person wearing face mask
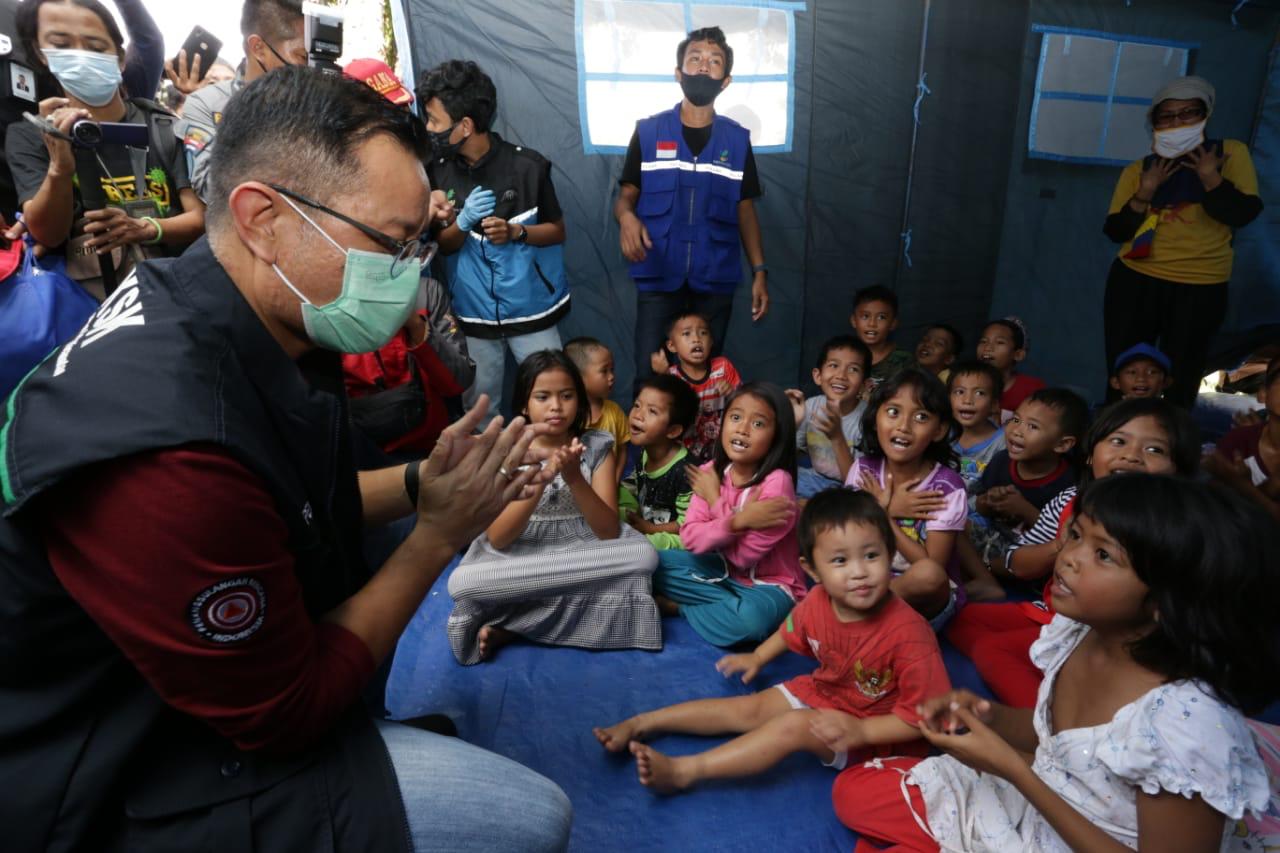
[0,67,574,853]
[418,59,570,424]
[6,0,205,298]
[616,25,769,398]
[174,0,307,204]
[1102,76,1264,409]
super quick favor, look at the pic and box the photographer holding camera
[6,0,204,297]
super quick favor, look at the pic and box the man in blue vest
[615,26,769,395]
[420,60,570,421]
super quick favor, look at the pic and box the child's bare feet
[630,742,691,794]
[964,577,1008,603]
[593,717,644,752]
[477,624,516,660]
[654,594,680,617]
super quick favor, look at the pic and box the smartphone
[174,25,222,82]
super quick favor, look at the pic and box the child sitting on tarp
[619,374,700,550]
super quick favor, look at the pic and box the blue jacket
[629,104,749,294]
[429,136,570,339]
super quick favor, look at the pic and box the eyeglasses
[1153,106,1206,128]
[268,183,438,277]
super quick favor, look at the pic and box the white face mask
[1152,120,1206,159]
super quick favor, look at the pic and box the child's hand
[860,470,892,511]
[650,349,669,375]
[1231,409,1264,428]
[715,652,762,683]
[785,388,807,426]
[626,511,656,535]
[918,704,1023,780]
[812,399,846,441]
[886,477,946,520]
[715,380,734,397]
[733,492,794,531]
[984,488,1037,525]
[686,464,721,506]
[552,439,587,483]
[916,689,995,733]
[1203,450,1254,491]
[809,709,865,753]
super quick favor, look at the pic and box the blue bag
[0,240,100,399]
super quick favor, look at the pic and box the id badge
[119,198,161,219]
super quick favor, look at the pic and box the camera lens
[71,120,102,147]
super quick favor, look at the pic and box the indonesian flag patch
[656,141,678,159]
[189,577,267,644]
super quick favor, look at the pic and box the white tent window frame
[1028,24,1197,168]
[575,0,806,155]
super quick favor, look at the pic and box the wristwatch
[514,224,529,244]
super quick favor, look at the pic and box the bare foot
[477,624,516,660]
[593,717,644,753]
[654,594,680,617]
[964,578,1008,603]
[630,742,691,794]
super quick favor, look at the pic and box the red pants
[833,758,938,853]
[945,603,1044,708]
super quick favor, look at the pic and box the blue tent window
[1028,25,1196,167]
[575,0,806,155]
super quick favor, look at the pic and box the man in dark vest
[614,25,769,395]
[0,67,571,852]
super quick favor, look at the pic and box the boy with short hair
[965,388,1086,598]
[948,361,1007,491]
[1109,343,1173,400]
[786,335,872,497]
[619,374,701,550]
[915,323,963,383]
[593,489,949,793]
[565,336,628,477]
[851,286,913,401]
[976,316,1045,423]
[657,312,742,462]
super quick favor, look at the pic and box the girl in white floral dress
[820,474,1277,852]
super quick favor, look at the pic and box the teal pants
[653,550,795,647]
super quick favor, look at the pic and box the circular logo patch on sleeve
[189,578,267,644]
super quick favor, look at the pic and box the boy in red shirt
[977,316,1045,424]
[652,312,742,462]
[592,489,949,793]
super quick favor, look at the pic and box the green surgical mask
[273,196,420,353]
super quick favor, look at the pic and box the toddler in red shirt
[977,316,1045,424]
[593,489,949,793]
[652,312,742,462]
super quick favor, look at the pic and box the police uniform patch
[189,578,266,643]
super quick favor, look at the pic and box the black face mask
[680,73,724,107]
[428,124,463,159]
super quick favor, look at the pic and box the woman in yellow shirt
[1102,76,1263,408]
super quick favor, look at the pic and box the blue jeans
[795,466,844,498]
[633,287,735,396]
[375,719,572,852]
[464,326,563,422]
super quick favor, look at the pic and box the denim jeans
[375,719,573,852]
[633,287,735,396]
[464,326,563,421]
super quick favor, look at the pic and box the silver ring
[498,466,514,481]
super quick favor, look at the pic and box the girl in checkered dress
[447,350,660,664]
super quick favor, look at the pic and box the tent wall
[987,0,1280,393]
[399,1,1278,403]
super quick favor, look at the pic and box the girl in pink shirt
[652,382,808,647]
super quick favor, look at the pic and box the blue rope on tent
[1232,0,1249,28]
[901,228,913,268]
[912,72,932,127]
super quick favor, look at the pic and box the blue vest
[629,104,749,294]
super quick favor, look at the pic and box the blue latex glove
[456,187,496,232]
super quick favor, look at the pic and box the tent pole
[892,0,932,290]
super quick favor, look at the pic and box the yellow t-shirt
[589,399,630,458]
[1108,139,1258,284]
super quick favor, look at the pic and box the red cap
[343,58,413,107]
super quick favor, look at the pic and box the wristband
[141,216,164,245]
[404,461,420,509]
[751,263,767,275]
